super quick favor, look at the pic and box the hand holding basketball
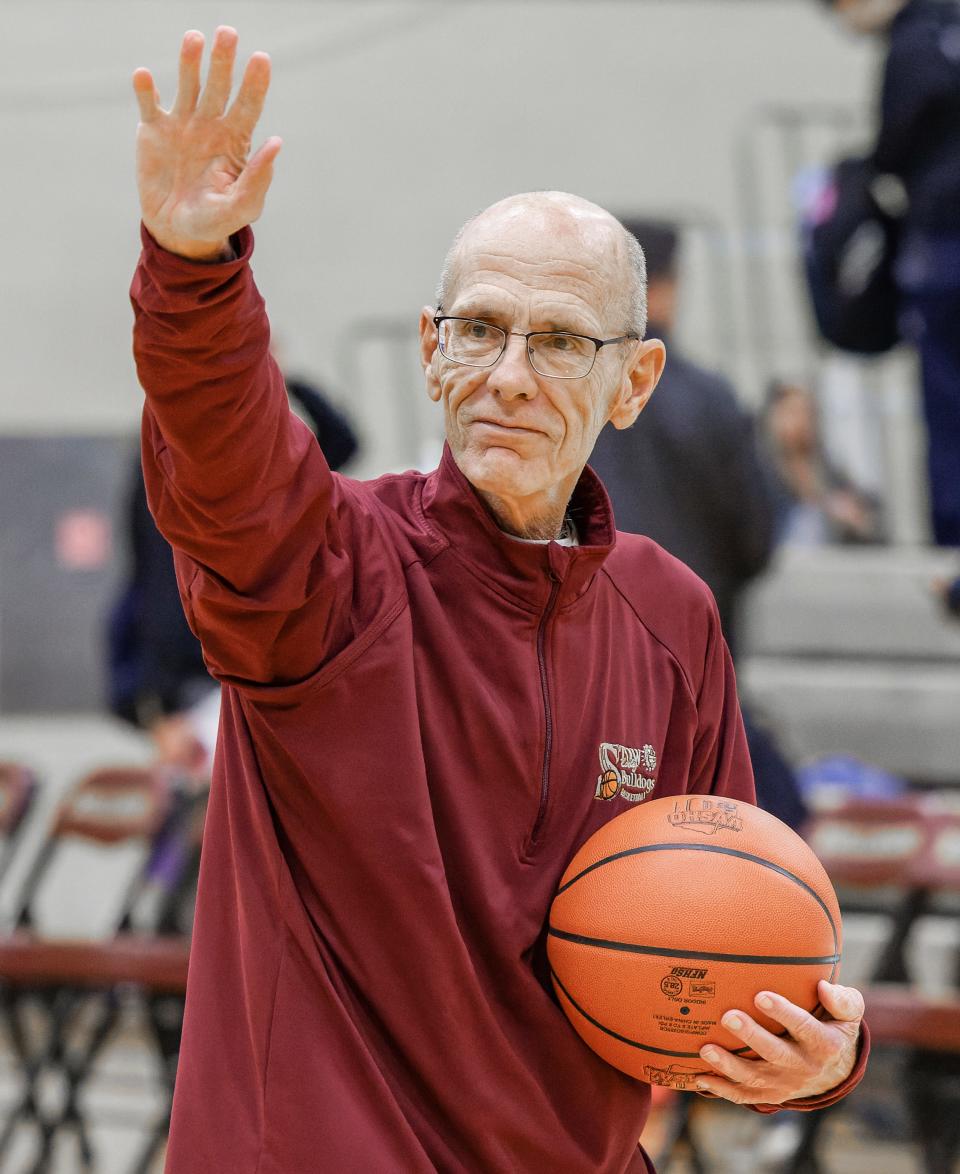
[695,979,864,1105]
[132,26,281,261]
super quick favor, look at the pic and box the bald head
[436,191,648,338]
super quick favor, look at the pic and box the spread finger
[173,30,204,115]
[197,25,238,118]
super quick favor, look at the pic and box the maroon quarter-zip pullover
[131,227,868,1174]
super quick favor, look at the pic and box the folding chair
[124,786,206,1174]
[872,808,960,1174]
[15,781,205,1174]
[652,1090,709,1174]
[0,935,191,1174]
[0,762,39,891]
[804,796,932,985]
[0,764,181,1172]
[787,798,960,1174]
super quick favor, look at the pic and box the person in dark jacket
[107,368,359,767]
[823,0,960,545]
[589,220,776,660]
[588,224,808,833]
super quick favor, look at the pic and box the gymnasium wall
[0,0,887,712]
[0,0,878,469]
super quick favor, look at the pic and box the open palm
[133,26,281,260]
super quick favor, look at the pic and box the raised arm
[131,30,385,691]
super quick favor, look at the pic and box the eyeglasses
[433,314,638,380]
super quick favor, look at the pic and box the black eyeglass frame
[432,313,640,379]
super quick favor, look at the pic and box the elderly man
[131,28,867,1173]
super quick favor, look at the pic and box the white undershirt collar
[502,515,579,547]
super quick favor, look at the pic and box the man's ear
[609,339,666,430]
[419,307,442,403]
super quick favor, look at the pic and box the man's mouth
[470,418,542,436]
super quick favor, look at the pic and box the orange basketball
[547,795,842,1091]
[597,770,620,801]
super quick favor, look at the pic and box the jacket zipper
[530,574,561,845]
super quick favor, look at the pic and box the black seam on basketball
[550,968,756,1060]
[547,926,840,966]
[556,842,840,958]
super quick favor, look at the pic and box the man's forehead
[459,197,621,266]
[439,192,636,330]
[450,265,618,337]
[450,269,613,329]
[451,205,623,310]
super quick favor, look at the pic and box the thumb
[818,980,864,1024]
[232,136,283,223]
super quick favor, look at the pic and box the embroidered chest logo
[595,742,657,803]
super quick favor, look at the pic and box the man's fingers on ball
[722,1012,797,1067]
[819,980,865,1022]
[754,992,821,1043]
[699,1045,764,1087]
[696,1075,763,1106]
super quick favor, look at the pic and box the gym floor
[0,1043,925,1174]
[641,1048,935,1173]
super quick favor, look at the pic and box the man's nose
[489,333,537,399]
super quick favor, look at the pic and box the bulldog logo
[595,742,657,803]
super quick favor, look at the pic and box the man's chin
[453,443,543,499]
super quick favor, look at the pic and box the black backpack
[801,155,903,356]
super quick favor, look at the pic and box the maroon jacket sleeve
[130,226,392,689]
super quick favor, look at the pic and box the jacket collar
[421,443,617,611]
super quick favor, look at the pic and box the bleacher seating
[740,546,960,786]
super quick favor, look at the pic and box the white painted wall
[0,1,880,474]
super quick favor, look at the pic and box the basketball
[547,795,842,1090]
[597,770,620,801]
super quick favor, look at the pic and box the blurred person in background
[822,0,960,547]
[107,364,359,772]
[762,378,885,546]
[935,572,960,618]
[589,224,806,834]
[589,220,776,663]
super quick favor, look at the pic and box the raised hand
[132,26,281,260]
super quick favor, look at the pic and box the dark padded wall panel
[0,435,137,712]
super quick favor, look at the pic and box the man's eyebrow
[448,304,509,325]
[540,319,595,335]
